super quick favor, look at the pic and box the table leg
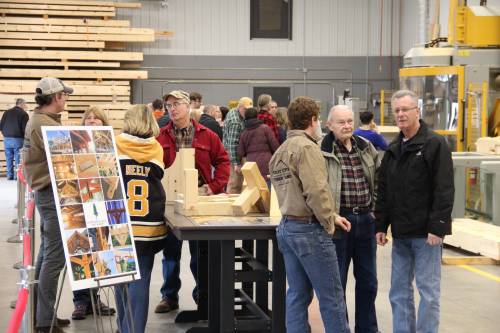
[255,239,269,310]
[220,240,235,333]
[271,238,286,333]
[208,240,221,332]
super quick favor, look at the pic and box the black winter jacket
[375,121,454,238]
[199,113,223,141]
[0,106,29,138]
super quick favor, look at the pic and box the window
[250,0,292,39]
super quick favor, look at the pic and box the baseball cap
[238,97,253,108]
[36,77,73,96]
[165,90,190,103]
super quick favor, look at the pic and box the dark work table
[165,209,285,333]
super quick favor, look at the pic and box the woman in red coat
[238,107,280,187]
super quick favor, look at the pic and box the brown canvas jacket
[269,130,339,235]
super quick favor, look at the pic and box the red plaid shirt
[257,110,279,141]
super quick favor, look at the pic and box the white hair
[328,104,353,122]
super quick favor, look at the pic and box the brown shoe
[86,301,116,316]
[154,298,179,313]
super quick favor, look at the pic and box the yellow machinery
[380,0,500,221]
[380,0,500,152]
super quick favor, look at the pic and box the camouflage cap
[165,90,190,103]
[36,77,73,96]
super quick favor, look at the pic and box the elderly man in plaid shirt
[321,105,381,333]
[222,96,253,193]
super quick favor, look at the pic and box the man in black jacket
[375,89,454,333]
[0,98,29,180]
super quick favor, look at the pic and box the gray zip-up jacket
[321,132,381,214]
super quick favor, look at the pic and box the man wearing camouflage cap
[23,77,73,333]
[155,90,230,313]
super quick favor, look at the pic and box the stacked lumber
[0,0,162,174]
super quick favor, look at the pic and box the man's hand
[427,233,442,246]
[376,232,388,246]
[335,215,351,232]
[233,164,241,173]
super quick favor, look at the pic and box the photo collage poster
[42,126,140,291]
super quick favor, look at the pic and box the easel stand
[48,269,137,333]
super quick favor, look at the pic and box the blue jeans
[276,217,350,333]
[333,211,378,333]
[4,137,23,179]
[34,186,66,327]
[160,233,200,302]
[116,253,155,333]
[390,238,442,333]
[73,289,98,307]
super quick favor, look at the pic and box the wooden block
[1,31,154,42]
[162,148,195,203]
[175,200,234,216]
[240,161,270,212]
[0,0,124,7]
[183,169,198,211]
[232,187,260,216]
[0,8,115,17]
[0,16,130,27]
[1,24,154,36]
[0,39,105,48]
[444,218,500,260]
[269,183,281,217]
[0,60,121,68]
[0,69,147,79]
[0,3,115,12]
[0,49,142,61]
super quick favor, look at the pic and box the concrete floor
[1,178,499,333]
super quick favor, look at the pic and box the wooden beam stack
[0,0,159,174]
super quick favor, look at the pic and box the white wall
[117,0,401,56]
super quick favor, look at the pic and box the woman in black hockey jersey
[114,104,167,333]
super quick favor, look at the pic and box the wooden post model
[164,148,270,216]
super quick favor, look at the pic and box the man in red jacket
[155,90,230,313]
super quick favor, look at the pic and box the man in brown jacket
[23,77,73,333]
[269,96,351,333]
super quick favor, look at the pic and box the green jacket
[321,132,381,214]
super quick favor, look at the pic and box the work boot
[154,298,179,313]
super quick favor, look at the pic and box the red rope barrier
[25,200,35,221]
[23,234,31,267]
[6,288,28,333]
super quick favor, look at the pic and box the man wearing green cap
[23,77,73,333]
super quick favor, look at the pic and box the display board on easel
[42,126,140,291]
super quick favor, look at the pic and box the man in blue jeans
[23,77,74,333]
[0,98,29,180]
[375,90,454,333]
[270,96,351,333]
[322,105,381,333]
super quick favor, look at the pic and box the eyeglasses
[165,101,187,110]
[392,106,417,114]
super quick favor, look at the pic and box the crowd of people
[5,76,453,333]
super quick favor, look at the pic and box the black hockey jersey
[116,133,167,255]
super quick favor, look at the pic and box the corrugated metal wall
[118,0,401,56]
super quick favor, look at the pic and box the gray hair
[203,104,217,115]
[328,104,353,122]
[391,89,418,106]
[15,98,26,106]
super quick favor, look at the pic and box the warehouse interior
[0,0,499,332]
